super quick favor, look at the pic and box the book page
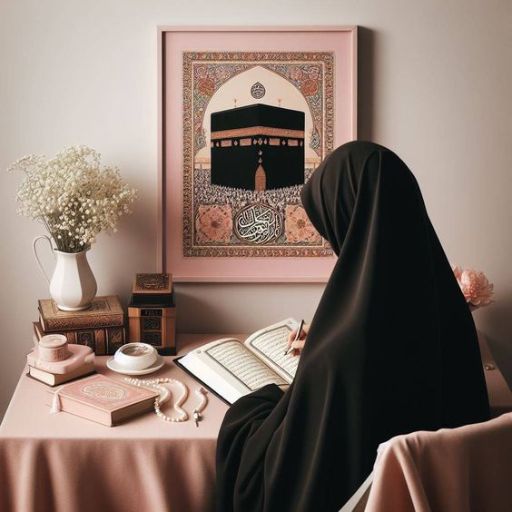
[244,318,300,383]
[177,337,286,404]
[205,340,285,390]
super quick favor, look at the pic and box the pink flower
[452,266,494,308]
[197,78,215,96]
[452,265,462,281]
[300,79,318,96]
[285,205,321,244]
[195,205,233,243]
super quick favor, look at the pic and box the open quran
[175,319,300,404]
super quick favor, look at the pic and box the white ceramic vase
[33,235,97,311]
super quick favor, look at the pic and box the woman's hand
[286,323,310,356]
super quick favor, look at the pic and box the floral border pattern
[183,51,334,257]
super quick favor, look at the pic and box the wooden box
[131,273,173,306]
[128,305,176,355]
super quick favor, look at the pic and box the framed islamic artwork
[158,26,357,282]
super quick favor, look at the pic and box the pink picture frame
[158,26,357,282]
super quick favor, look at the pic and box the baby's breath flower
[8,145,137,252]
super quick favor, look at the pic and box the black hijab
[216,141,489,512]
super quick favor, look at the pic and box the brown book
[94,329,107,355]
[46,374,158,426]
[38,295,124,332]
[106,326,125,355]
[33,322,126,356]
[28,362,96,386]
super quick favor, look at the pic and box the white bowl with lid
[113,342,158,371]
[107,342,166,375]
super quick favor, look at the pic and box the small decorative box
[128,273,176,355]
[131,273,173,306]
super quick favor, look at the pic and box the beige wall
[1,0,511,419]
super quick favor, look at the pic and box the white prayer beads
[124,377,208,425]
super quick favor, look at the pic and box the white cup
[114,343,157,371]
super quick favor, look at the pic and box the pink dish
[27,344,95,375]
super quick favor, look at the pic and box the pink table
[1,333,510,512]
[0,334,231,512]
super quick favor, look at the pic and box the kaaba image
[210,103,305,191]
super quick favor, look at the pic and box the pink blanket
[365,413,512,512]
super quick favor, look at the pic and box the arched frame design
[195,64,319,158]
[158,26,357,282]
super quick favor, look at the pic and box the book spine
[34,322,124,356]
[41,313,125,332]
[38,312,47,333]
[94,329,107,356]
[106,326,126,355]
[33,321,43,340]
[65,331,78,344]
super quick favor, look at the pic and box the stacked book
[33,295,126,355]
[29,358,95,386]
[27,335,96,386]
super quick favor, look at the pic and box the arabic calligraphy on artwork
[234,203,283,244]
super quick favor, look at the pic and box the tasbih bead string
[192,386,209,426]
[124,377,208,424]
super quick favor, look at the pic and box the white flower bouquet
[8,146,137,253]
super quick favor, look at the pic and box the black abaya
[216,141,489,512]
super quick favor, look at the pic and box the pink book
[50,374,159,426]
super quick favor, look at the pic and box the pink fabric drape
[0,437,216,512]
[365,413,512,512]
[0,334,231,512]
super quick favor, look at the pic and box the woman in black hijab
[216,141,489,512]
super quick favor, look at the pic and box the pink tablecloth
[0,334,231,512]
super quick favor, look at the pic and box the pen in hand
[284,319,305,356]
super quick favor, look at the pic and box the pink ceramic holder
[27,340,95,375]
